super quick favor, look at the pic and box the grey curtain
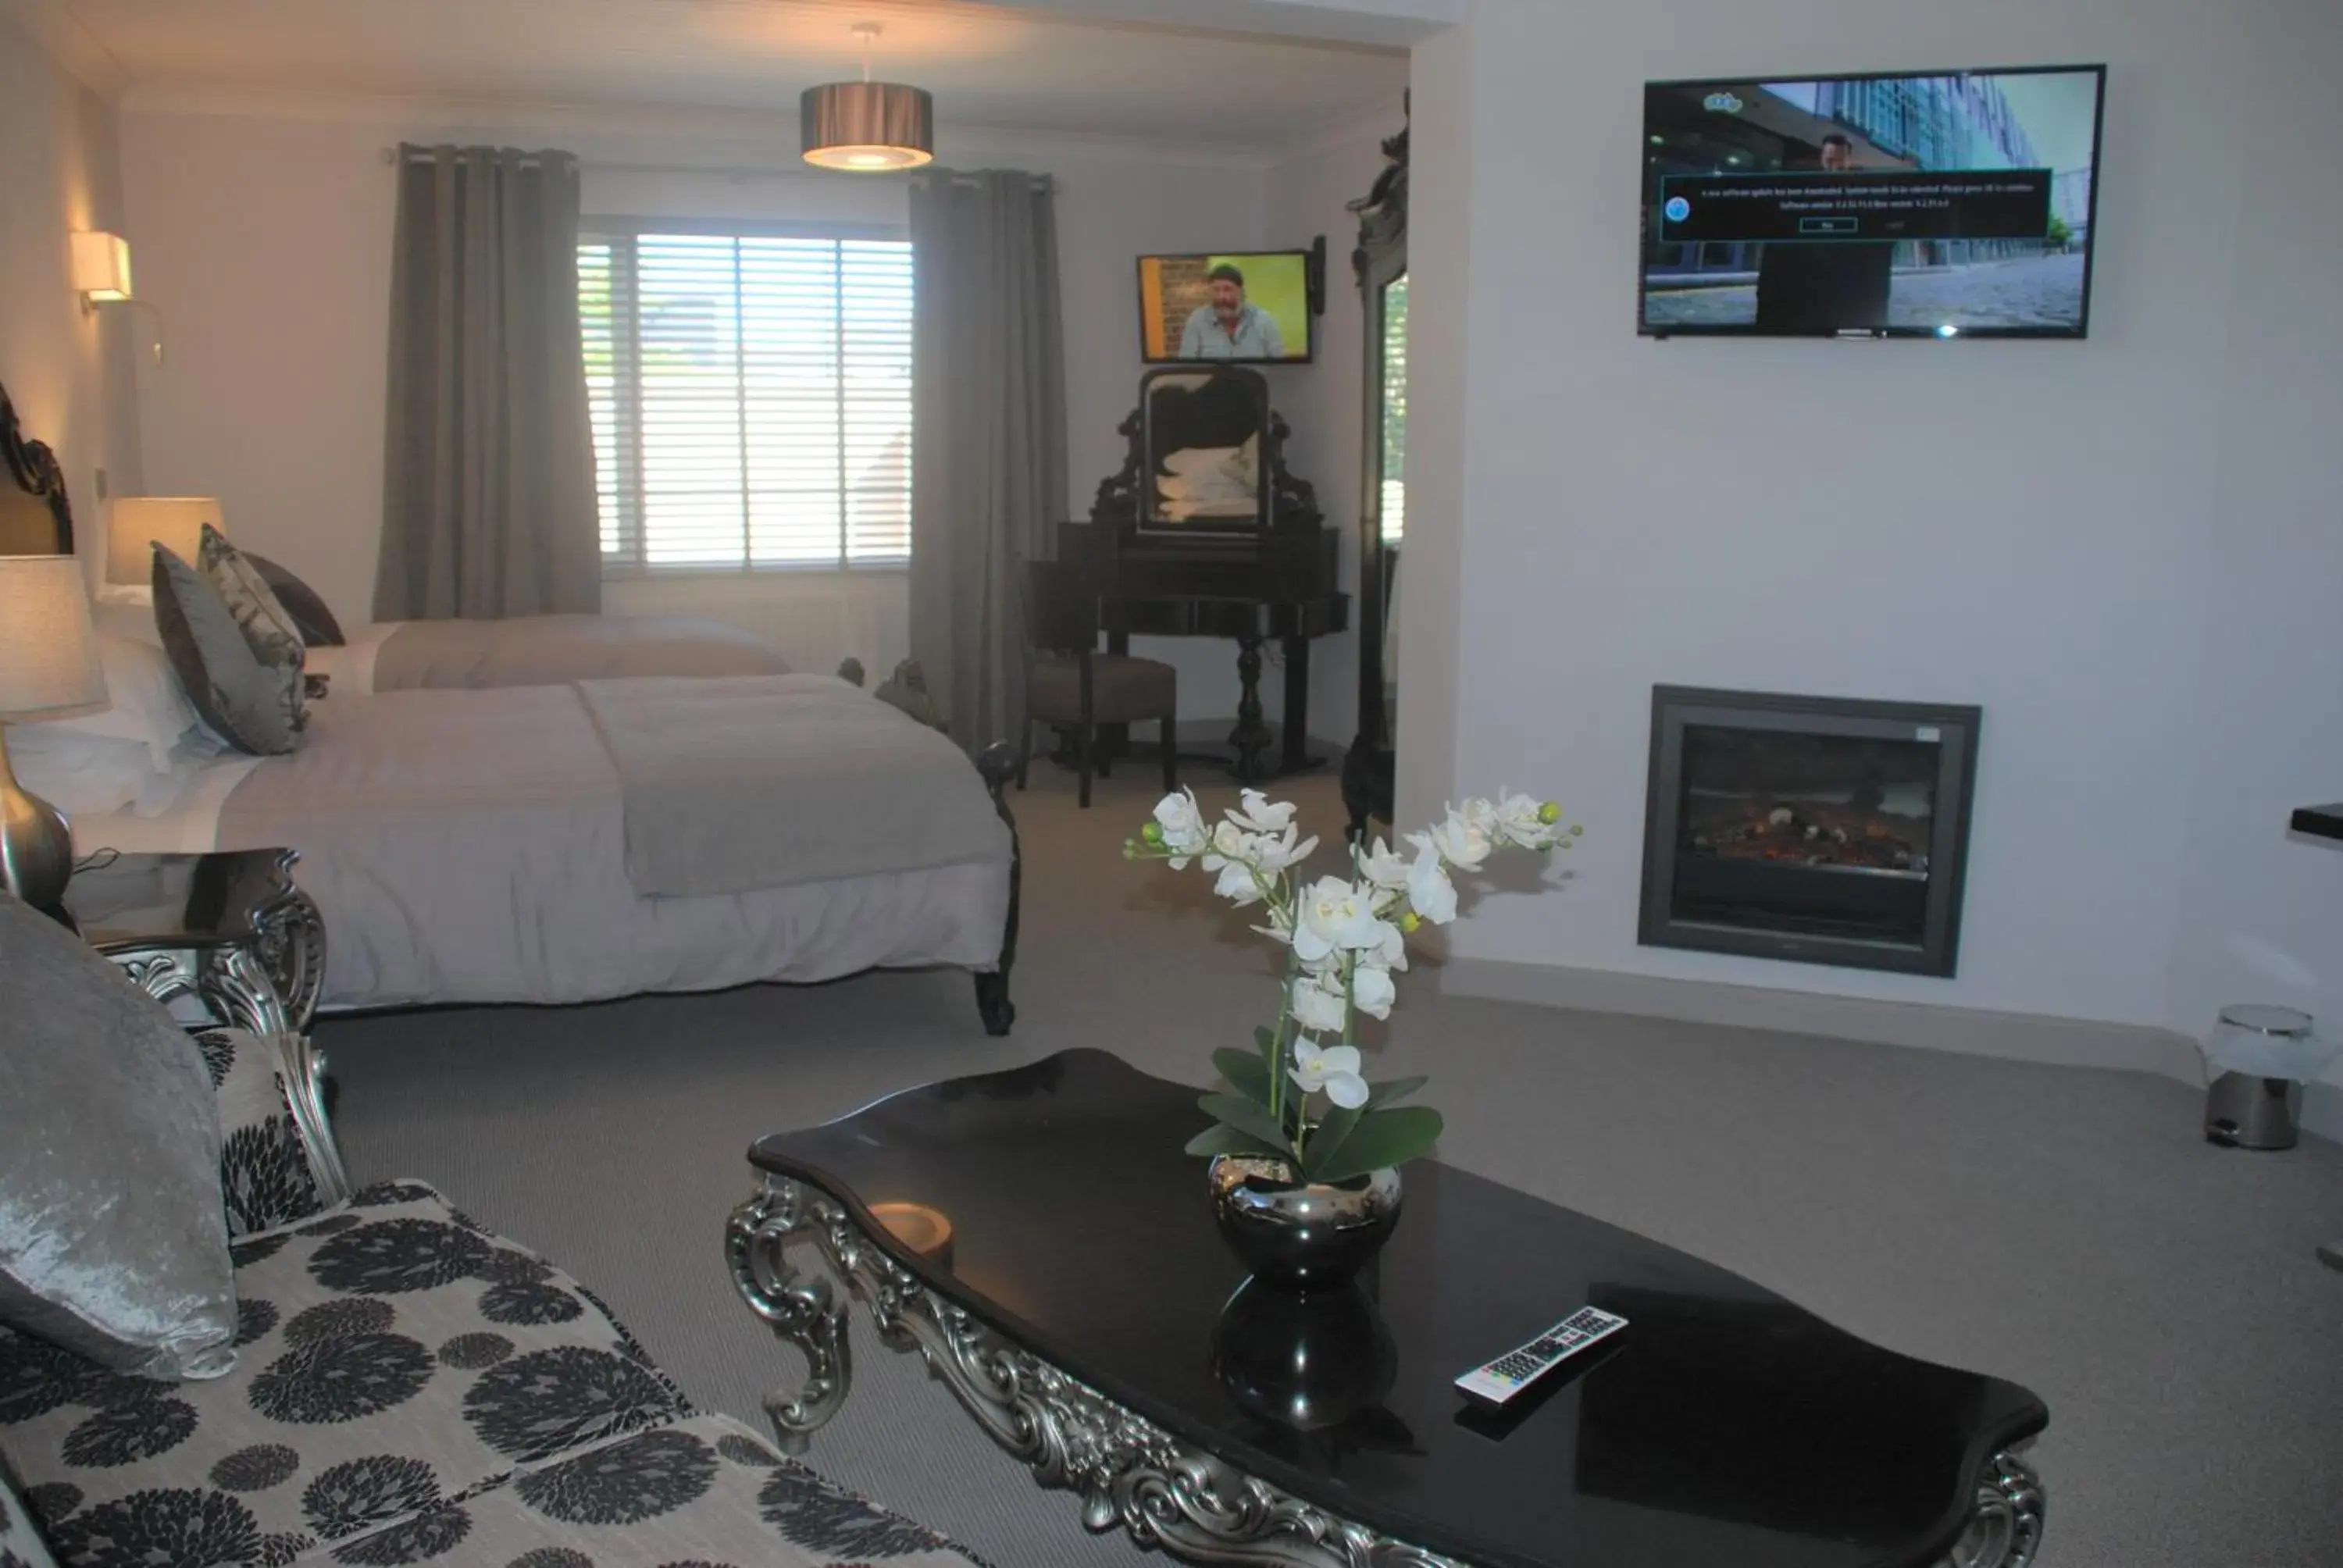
[374,144,600,621]
[908,169,1067,750]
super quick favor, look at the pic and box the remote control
[1454,1306,1628,1406]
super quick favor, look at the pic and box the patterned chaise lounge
[0,1028,986,1568]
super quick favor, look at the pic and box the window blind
[580,232,914,569]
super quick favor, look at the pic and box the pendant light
[801,23,934,172]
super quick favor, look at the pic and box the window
[579,230,914,570]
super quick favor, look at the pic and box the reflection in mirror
[1380,274,1408,546]
[1138,365,1271,537]
[1342,109,1407,841]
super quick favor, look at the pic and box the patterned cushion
[275,1415,987,1568]
[0,1183,690,1568]
[151,546,299,757]
[197,526,307,736]
[194,1032,327,1239]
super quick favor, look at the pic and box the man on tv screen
[1179,264,1286,360]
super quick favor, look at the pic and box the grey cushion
[197,524,306,736]
[0,895,237,1383]
[1029,653,1176,724]
[151,544,299,756]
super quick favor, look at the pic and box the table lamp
[105,497,222,596]
[0,555,108,910]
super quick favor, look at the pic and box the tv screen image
[1138,251,1314,363]
[1639,65,2106,338]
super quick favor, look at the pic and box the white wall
[0,8,141,569]
[116,90,1290,713]
[1403,0,2343,1073]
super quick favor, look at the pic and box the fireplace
[1639,687,1981,976]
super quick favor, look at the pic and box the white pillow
[34,634,201,767]
[1161,445,1241,481]
[91,596,163,648]
[6,731,155,815]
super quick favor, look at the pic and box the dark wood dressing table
[1063,370,1348,783]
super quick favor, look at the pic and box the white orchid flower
[1288,1038,1370,1110]
[1361,917,1409,971]
[1251,825,1318,875]
[1493,790,1557,849]
[1153,789,1210,866]
[1292,876,1385,964]
[1229,789,1298,834]
[1351,964,1397,1020]
[1212,858,1266,906]
[1421,807,1495,871]
[1289,975,1347,1033]
[1406,843,1460,925]
[1358,836,1410,891]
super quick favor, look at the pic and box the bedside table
[60,846,348,1204]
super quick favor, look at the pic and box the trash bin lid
[2216,1004,2314,1037]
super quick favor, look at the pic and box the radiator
[601,575,897,676]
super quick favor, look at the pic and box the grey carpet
[316,763,2343,1567]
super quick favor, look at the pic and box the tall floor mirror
[1342,111,1407,840]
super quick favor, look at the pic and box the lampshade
[801,81,934,171]
[107,496,223,586]
[0,556,107,721]
[72,231,133,302]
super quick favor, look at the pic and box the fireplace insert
[1639,687,1981,975]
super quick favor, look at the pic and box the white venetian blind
[580,230,914,569]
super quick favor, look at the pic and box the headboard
[0,380,76,556]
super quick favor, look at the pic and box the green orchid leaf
[1365,1075,1429,1109]
[1300,1102,1364,1181]
[1307,1106,1443,1185]
[1186,1123,1285,1159]
[1212,1046,1275,1109]
[1196,1092,1296,1161]
[1254,1024,1278,1054]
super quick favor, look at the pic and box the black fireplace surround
[1639,686,1981,976]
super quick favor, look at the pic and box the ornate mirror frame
[1341,109,1407,839]
[0,380,77,555]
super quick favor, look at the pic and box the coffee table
[729,1049,2047,1568]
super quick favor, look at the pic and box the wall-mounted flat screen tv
[1640,65,2106,339]
[1138,251,1315,364]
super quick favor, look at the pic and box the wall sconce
[72,232,133,314]
[71,231,166,364]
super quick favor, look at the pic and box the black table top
[750,1049,2046,1568]
[60,847,297,951]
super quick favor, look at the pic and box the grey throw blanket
[374,615,788,690]
[576,675,1012,898]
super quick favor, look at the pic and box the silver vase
[1207,1154,1403,1290]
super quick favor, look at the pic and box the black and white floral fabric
[0,1183,687,1568]
[0,1182,986,1568]
[0,1458,62,1568]
[197,1032,327,1239]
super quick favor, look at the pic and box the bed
[1,383,1020,1031]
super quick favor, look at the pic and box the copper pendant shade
[801,80,934,171]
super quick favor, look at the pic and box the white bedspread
[66,686,1011,1012]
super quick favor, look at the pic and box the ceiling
[55,0,1410,150]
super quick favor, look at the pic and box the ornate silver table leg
[727,1178,854,1454]
[1936,1450,2044,1568]
[726,1174,1461,1567]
